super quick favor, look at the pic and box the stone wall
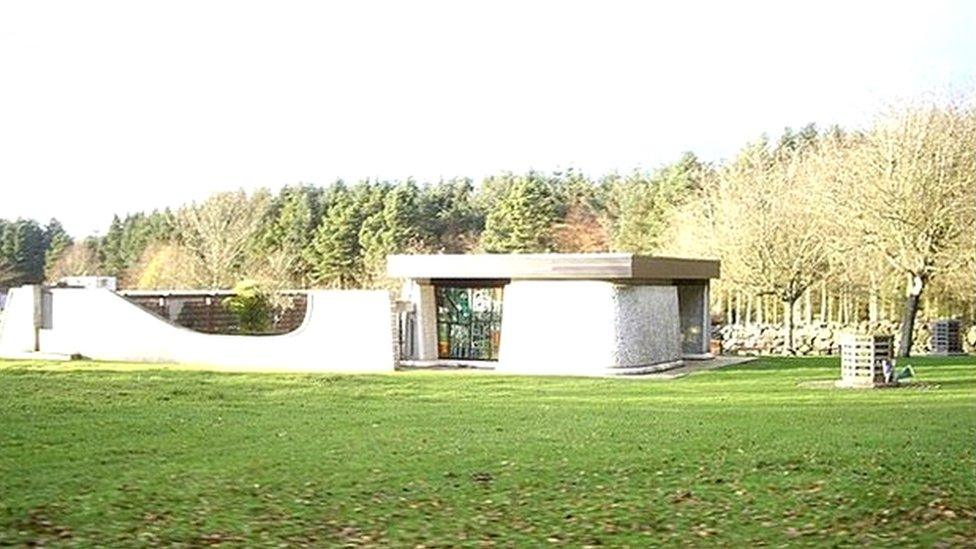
[716,320,976,356]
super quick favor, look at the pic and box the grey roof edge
[387,253,720,280]
[631,255,720,280]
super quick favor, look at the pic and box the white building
[0,253,720,377]
[58,276,118,291]
[389,253,720,376]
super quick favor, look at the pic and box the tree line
[28,160,702,292]
[3,98,973,356]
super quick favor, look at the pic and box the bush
[223,280,271,334]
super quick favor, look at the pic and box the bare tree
[175,190,272,288]
[838,101,976,356]
[552,200,610,253]
[130,244,199,289]
[705,140,831,352]
[45,241,101,282]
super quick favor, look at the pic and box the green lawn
[1,357,974,547]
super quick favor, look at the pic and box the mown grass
[0,356,974,547]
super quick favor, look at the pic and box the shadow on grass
[725,354,975,373]
[722,356,839,371]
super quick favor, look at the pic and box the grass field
[1,356,974,547]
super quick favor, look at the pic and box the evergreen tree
[608,153,703,253]
[258,185,323,285]
[417,178,484,252]
[43,218,73,281]
[100,212,175,279]
[481,173,558,253]
[100,215,125,274]
[0,219,47,284]
[360,181,422,284]
[307,188,365,288]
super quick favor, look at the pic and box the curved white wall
[2,287,394,373]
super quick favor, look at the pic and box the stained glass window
[435,285,503,360]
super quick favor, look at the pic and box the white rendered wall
[400,279,437,360]
[0,285,41,353]
[2,287,395,373]
[496,281,682,376]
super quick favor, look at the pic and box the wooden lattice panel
[929,320,962,354]
[838,333,893,387]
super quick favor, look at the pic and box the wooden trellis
[837,333,895,388]
[929,319,963,355]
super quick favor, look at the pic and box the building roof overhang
[386,253,720,281]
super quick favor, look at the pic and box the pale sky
[1,1,974,237]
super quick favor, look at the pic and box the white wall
[0,285,40,353]
[496,281,682,376]
[2,286,395,373]
[399,279,437,360]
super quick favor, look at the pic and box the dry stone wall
[716,320,976,356]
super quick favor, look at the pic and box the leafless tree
[691,139,832,352]
[174,190,272,288]
[836,100,976,356]
[45,242,101,282]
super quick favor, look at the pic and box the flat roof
[387,253,720,281]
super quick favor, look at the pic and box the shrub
[223,279,271,334]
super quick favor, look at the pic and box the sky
[1,1,974,237]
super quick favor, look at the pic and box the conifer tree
[307,189,365,288]
[43,218,73,280]
[360,181,422,284]
[0,219,47,284]
[481,173,558,253]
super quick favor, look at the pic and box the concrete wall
[0,285,41,353]
[399,280,438,361]
[496,281,682,376]
[1,286,395,373]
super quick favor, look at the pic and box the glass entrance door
[435,285,503,360]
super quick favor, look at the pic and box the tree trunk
[735,290,743,326]
[726,290,733,325]
[898,273,926,357]
[819,280,827,322]
[868,274,878,323]
[784,299,796,355]
[804,288,812,325]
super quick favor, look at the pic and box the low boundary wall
[0,286,395,373]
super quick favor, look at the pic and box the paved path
[399,356,757,379]
[616,356,757,380]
